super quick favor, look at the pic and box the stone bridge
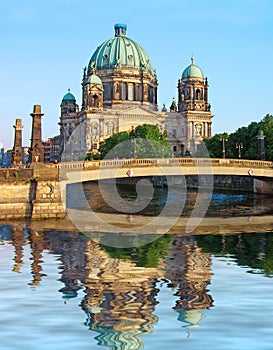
[0,157,273,220]
[57,157,273,181]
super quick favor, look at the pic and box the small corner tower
[82,70,104,112]
[177,57,213,151]
[60,89,78,117]
[12,118,24,166]
[28,105,44,164]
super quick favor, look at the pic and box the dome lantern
[114,23,127,37]
[85,24,158,110]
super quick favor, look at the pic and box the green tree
[200,114,273,161]
[99,131,130,159]
[197,133,229,158]
[102,235,171,268]
[99,124,171,159]
[229,122,260,160]
[260,114,273,160]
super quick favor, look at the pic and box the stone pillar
[29,105,44,165]
[205,122,208,138]
[208,123,212,138]
[135,84,139,101]
[31,167,66,219]
[12,119,24,166]
[257,130,266,160]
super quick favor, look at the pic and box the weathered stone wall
[187,175,254,192]
[31,179,65,219]
[30,167,66,219]
[0,181,33,219]
[153,175,254,192]
[0,167,66,220]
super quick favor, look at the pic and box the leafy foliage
[198,114,273,160]
[196,233,273,277]
[99,124,171,159]
[102,235,171,268]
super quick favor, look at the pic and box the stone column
[208,122,212,138]
[135,84,139,101]
[191,122,195,138]
[12,119,24,165]
[29,105,44,165]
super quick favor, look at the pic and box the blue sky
[0,0,273,147]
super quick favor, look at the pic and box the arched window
[195,89,201,100]
[92,95,99,107]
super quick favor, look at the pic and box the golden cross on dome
[191,56,194,65]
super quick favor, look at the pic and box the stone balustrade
[55,157,273,171]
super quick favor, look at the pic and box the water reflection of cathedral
[165,236,213,329]
[4,226,215,349]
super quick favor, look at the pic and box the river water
[1,182,273,350]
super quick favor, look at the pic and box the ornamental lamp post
[220,136,228,159]
[131,126,137,159]
[236,142,243,158]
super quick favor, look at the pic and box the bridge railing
[55,158,273,171]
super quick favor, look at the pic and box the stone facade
[59,24,213,161]
[0,167,65,220]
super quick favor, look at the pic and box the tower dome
[60,89,78,116]
[62,89,76,101]
[87,24,153,75]
[82,24,158,110]
[86,73,102,85]
[182,57,204,80]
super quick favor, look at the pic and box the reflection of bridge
[0,158,273,220]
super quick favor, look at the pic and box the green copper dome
[62,89,76,101]
[87,73,102,85]
[87,24,154,75]
[182,57,204,79]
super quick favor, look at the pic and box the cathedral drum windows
[122,83,127,100]
[103,84,113,101]
[128,84,134,101]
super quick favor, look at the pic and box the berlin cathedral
[59,23,213,160]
